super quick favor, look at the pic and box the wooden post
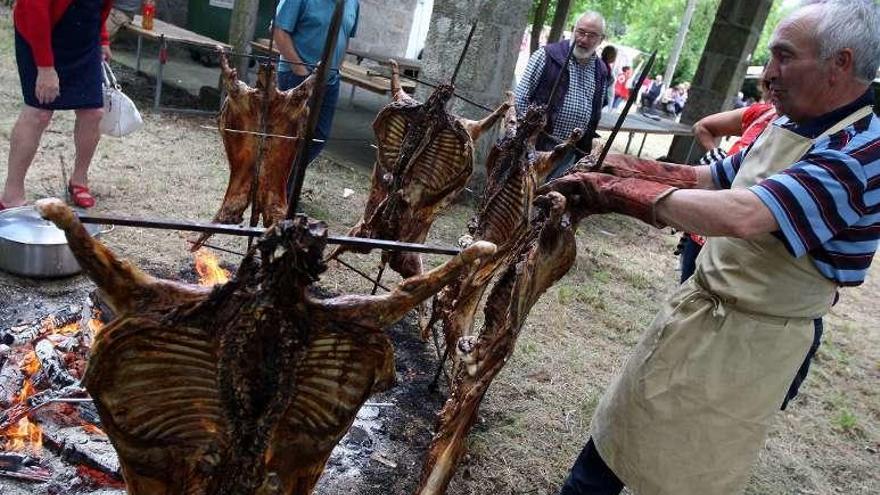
[228,0,260,82]
[662,0,699,86]
[547,0,572,44]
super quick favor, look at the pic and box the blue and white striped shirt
[711,91,880,286]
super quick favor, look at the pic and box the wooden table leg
[136,35,143,73]
[153,34,166,111]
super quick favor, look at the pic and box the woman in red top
[612,66,632,109]
[1,0,113,210]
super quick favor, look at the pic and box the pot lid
[0,206,101,245]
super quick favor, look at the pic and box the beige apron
[591,105,874,495]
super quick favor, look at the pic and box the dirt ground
[0,11,877,495]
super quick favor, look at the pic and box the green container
[187,0,277,44]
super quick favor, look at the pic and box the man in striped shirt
[514,11,609,181]
[544,1,880,493]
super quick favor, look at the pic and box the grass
[0,10,878,494]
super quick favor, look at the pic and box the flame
[22,351,40,376]
[88,315,105,336]
[44,315,80,337]
[3,380,43,453]
[194,249,230,286]
[83,424,106,436]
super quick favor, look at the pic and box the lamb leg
[318,241,496,329]
[36,199,209,316]
[459,92,514,142]
[533,127,584,181]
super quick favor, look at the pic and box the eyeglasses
[574,29,604,40]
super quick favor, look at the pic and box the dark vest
[529,40,609,153]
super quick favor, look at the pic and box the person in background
[550,1,880,493]
[612,66,632,109]
[106,0,141,40]
[639,73,663,111]
[600,45,617,110]
[273,0,359,168]
[1,0,114,211]
[514,11,610,181]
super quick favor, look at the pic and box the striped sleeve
[710,148,748,189]
[514,49,545,118]
[749,137,870,258]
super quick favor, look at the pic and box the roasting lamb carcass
[417,192,583,495]
[425,104,582,352]
[36,198,495,495]
[327,61,510,279]
[191,51,316,251]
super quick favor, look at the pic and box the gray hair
[575,11,606,34]
[798,0,880,83]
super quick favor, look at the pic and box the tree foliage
[530,0,783,84]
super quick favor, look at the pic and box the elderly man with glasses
[515,11,610,181]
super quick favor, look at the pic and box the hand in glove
[537,172,677,227]
[698,147,728,166]
[594,153,699,188]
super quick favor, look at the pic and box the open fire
[0,250,229,490]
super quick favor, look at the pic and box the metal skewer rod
[76,214,462,256]
[286,0,346,218]
[593,51,657,170]
[450,21,478,85]
[333,258,391,292]
[546,39,578,108]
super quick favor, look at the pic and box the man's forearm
[273,27,305,70]
[656,188,778,238]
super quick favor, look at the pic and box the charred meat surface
[426,104,582,352]
[36,198,495,495]
[328,61,510,279]
[192,50,316,251]
[417,192,583,495]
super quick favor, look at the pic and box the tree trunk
[530,0,551,53]
[662,0,699,86]
[666,0,773,163]
[228,0,260,83]
[547,0,572,43]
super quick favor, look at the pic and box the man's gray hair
[800,0,880,83]
[575,10,606,33]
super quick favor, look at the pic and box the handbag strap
[102,61,121,90]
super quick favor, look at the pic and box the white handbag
[100,61,143,137]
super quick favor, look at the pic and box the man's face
[572,17,604,59]
[764,13,832,121]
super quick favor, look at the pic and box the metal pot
[0,206,107,278]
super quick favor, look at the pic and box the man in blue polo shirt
[273,0,359,166]
[541,0,880,493]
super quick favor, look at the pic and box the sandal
[68,183,96,208]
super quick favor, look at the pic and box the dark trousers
[560,439,623,495]
[277,71,340,171]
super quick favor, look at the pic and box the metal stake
[593,51,657,170]
[287,0,346,218]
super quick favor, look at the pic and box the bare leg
[1,106,54,206]
[70,108,104,186]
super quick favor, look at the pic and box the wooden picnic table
[345,48,422,76]
[126,16,231,112]
[598,109,693,157]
